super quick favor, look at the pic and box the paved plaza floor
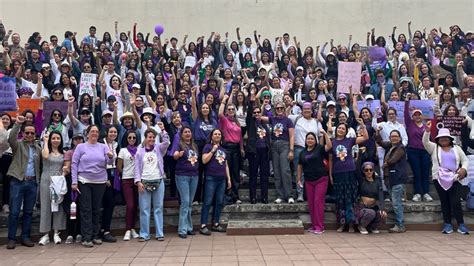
[0,231,472,265]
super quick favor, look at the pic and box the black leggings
[101,169,116,232]
[434,180,464,225]
[224,143,241,201]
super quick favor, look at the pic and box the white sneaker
[274,198,283,204]
[423,193,433,202]
[358,225,368,235]
[192,201,199,206]
[53,233,61,244]
[235,199,242,204]
[131,229,139,239]
[412,194,422,202]
[123,230,131,241]
[2,204,9,214]
[38,234,50,246]
[296,194,304,202]
[371,229,380,234]
[75,234,82,243]
[65,235,73,244]
[288,198,295,204]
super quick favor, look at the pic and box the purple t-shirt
[331,137,356,173]
[193,117,217,142]
[269,116,293,142]
[202,144,227,177]
[255,121,268,148]
[171,142,199,176]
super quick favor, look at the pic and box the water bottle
[70,202,76,220]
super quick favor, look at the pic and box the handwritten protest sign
[409,100,435,119]
[436,116,464,136]
[0,77,18,112]
[43,101,72,130]
[79,73,97,98]
[184,56,196,68]
[388,101,406,125]
[357,100,381,117]
[337,62,362,93]
[7,98,42,118]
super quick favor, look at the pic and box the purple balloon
[154,24,164,36]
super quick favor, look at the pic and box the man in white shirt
[240,38,257,62]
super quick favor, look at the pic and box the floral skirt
[333,171,359,224]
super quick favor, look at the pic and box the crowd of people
[0,20,473,249]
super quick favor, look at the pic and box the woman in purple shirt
[191,86,217,204]
[329,118,368,233]
[71,125,113,248]
[404,104,432,202]
[199,129,231,236]
[171,126,199,239]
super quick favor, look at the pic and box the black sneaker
[102,233,117,243]
[187,231,195,236]
[250,198,257,204]
[6,240,16,249]
[199,226,211,236]
[262,198,268,204]
[211,224,226,233]
[178,233,187,239]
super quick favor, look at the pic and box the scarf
[145,145,154,152]
[127,145,138,156]
[48,122,63,133]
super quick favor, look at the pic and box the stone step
[226,218,304,235]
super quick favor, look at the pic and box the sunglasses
[128,136,136,140]
[227,108,235,111]
[54,92,63,95]
[179,92,187,95]
[53,113,61,117]
[253,111,261,114]
[338,98,345,101]
[24,132,35,136]
[276,107,285,110]
[364,168,374,172]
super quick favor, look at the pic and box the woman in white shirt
[134,126,169,241]
[117,130,140,241]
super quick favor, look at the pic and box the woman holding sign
[404,103,433,202]
[423,121,469,235]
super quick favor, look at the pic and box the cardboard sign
[79,73,97,98]
[184,56,196,68]
[7,98,42,117]
[368,46,386,62]
[357,100,381,117]
[409,100,435,120]
[436,116,464,136]
[388,101,406,125]
[337,62,362,93]
[0,77,17,112]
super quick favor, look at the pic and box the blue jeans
[175,175,198,234]
[293,146,305,196]
[407,148,431,195]
[8,178,37,241]
[200,176,226,225]
[390,184,405,227]
[138,180,165,240]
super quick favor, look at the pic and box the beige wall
[0,0,473,48]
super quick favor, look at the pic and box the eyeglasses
[253,111,261,114]
[24,132,35,136]
[128,136,136,140]
[84,65,91,69]
[364,168,374,172]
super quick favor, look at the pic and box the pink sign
[337,62,362,93]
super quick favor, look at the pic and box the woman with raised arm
[134,125,169,241]
[423,121,470,235]
[71,125,113,248]
[38,131,66,245]
[329,118,368,233]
